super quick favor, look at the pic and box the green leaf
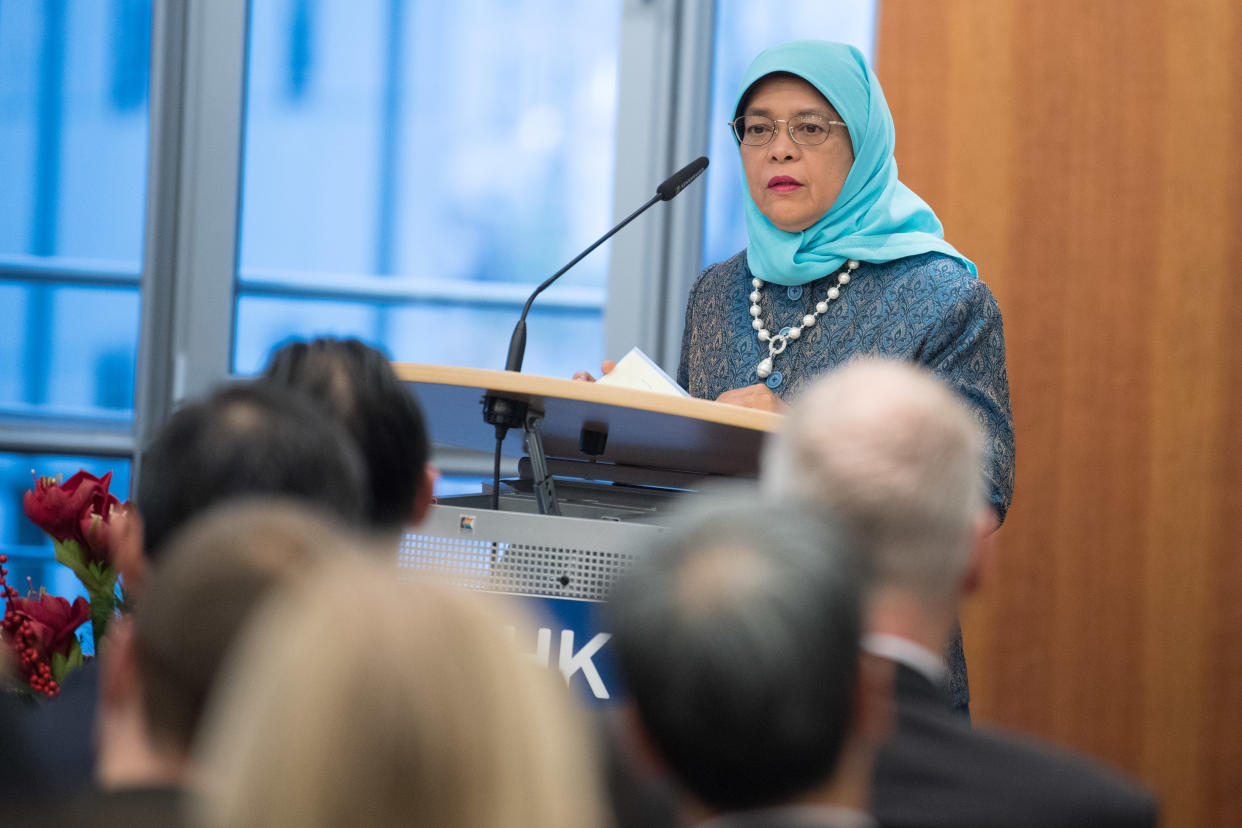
[50,641,83,684]
[53,543,119,596]
[84,561,120,598]
[53,540,95,590]
[89,588,118,648]
[66,642,84,672]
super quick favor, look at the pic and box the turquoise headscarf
[737,40,976,285]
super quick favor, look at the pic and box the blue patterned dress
[677,250,1014,713]
[677,249,1015,521]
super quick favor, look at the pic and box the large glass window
[0,0,150,418]
[235,0,622,379]
[701,1,876,268]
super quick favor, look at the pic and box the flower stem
[89,588,116,649]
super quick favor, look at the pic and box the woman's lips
[768,175,801,193]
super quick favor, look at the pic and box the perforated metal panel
[399,503,665,602]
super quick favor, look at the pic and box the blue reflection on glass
[234,294,603,382]
[701,1,876,268]
[0,1,151,263]
[0,284,139,417]
[239,0,622,289]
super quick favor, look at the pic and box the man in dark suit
[607,494,891,828]
[764,358,1158,828]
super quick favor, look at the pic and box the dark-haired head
[136,381,369,560]
[606,491,867,812]
[263,338,431,531]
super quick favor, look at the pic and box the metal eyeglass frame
[729,115,847,146]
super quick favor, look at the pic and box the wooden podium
[391,363,779,701]
[393,362,779,479]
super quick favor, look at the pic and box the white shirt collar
[861,633,947,685]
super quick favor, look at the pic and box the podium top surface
[394,363,782,478]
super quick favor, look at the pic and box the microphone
[656,155,709,202]
[482,156,709,510]
[501,156,709,373]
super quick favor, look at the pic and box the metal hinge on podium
[523,411,560,516]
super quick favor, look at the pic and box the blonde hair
[763,357,985,601]
[195,559,607,828]
[136,497,378,752]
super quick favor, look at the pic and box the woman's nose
[769,124,799,159]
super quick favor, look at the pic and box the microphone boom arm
[504,192,661,373]
[486,155,708,511]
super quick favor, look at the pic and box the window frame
[606,0,716,370]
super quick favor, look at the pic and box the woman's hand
[572,361,616,382]
[716,383,787,412]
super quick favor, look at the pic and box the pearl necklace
[750,259,859,379]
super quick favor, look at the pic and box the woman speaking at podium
[680,40,1013,523]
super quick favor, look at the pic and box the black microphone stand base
[482,392,527,511]
[480,393,562,516]
[482,393,528,436]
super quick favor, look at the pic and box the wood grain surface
[876,2,1242,825]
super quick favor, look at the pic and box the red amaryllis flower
[23,470,112,544]
[7,594,91,659]
[79,488,130,565]
[1,589,90,696]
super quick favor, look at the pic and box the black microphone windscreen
[656,156,709,201]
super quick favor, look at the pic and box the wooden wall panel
[877,3,1242,826]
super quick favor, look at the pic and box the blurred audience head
[263,337,433,532]
[763,357,988,607]
[135,381,369,564]
[195,558,605,828]
[97,499,372,790]
[606,491,886,817]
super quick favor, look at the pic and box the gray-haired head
[762,357,985,602]
[605,490,866,812]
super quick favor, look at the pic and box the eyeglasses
[729,114,846,146]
